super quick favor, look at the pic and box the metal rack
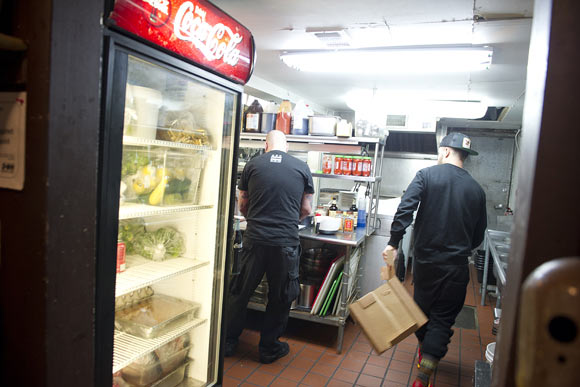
[238,133,383,353]
[119,203,213,220]
[113,318,206,373]
[124,135,213,151]
[481,229,511,307]
[115,257,209,297]
[239,133,386,236]
[246,227,365,353]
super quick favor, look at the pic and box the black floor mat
[454,305,478,330]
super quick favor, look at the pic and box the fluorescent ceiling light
[345,90,488,119]
[280,46,493,73]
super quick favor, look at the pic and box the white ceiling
[212,0,533,124]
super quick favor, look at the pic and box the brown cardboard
[381,251,397,280]
[348,277,428,354]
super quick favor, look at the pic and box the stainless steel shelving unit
[481,229,511,306]
[246,226,365,353]
[239,133,385,353]
[239,133,386,236]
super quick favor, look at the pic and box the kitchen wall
[378,155,437,197]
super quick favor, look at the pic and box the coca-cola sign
[109,0,254,84]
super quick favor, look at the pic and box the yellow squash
[148,176,168,206]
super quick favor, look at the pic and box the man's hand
[382,244,398,264]
[381,244,398,280]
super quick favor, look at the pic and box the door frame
[492,0,580,385]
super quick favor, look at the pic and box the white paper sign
[0,92,26,190]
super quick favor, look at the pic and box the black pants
[413,261,469,359]
[226,241,301,355]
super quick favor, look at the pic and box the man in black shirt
[383,132,487,387]
[225,130,314,364]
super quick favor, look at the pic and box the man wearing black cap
[383,132,487,387]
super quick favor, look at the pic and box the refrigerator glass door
[113,55,236,387]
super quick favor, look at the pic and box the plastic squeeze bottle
[276,100,292,134]
[291,100,308,135]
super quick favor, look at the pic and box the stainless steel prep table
[247,226,366,353]
[481,229,511,306]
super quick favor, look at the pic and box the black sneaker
[259,342,290,364]
[225,340,238,357]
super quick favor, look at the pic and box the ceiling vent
[386,114,437,133]
[307,28,352,48]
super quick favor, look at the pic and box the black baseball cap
[439,132,479,155]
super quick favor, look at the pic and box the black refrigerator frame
[95,28,245,387]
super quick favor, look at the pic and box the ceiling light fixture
[280,46,493,73]
[345,89,488,120]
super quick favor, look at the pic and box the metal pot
[297,282,319,309]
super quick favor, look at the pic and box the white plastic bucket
[486,342,496,364]
[132,85,163,139]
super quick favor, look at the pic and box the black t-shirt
[239,150,314,246]
[388,163,487,265]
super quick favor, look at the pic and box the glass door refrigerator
[96,1,254,386]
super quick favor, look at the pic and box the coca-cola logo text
[174,2,243,66]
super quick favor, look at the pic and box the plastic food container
[309,116,337,136]
[115,294,200,339]
[129,85,163,139]
[121,345,191,386]
[151,360,191,387]
[120,146,205,207]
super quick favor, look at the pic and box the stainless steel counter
[481,229,511,306]
[298,226,367,247]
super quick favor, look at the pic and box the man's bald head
[265,130,288,152]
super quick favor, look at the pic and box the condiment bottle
[362,157,372,177]
[329,198,338,217]
[344,213,354,232]
[352,156,363,176]
[341,156,352,176]
[333,156,342,175]
[275,99,292,134]
[322,154,332,174]
[291,100,309,135]
[357,189,367,228]
[350,199,358,228]
[244,99,263,132]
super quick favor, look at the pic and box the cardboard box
[348,277,428,354]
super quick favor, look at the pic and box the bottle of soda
[244,99,263,132]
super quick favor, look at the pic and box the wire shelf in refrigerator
[176,378,205,386]
[119,203,214,219]
[113,318,206,373]
[116,257,210,297]
[123,135,213,151]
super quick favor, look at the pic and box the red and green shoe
[412,381,433,387]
